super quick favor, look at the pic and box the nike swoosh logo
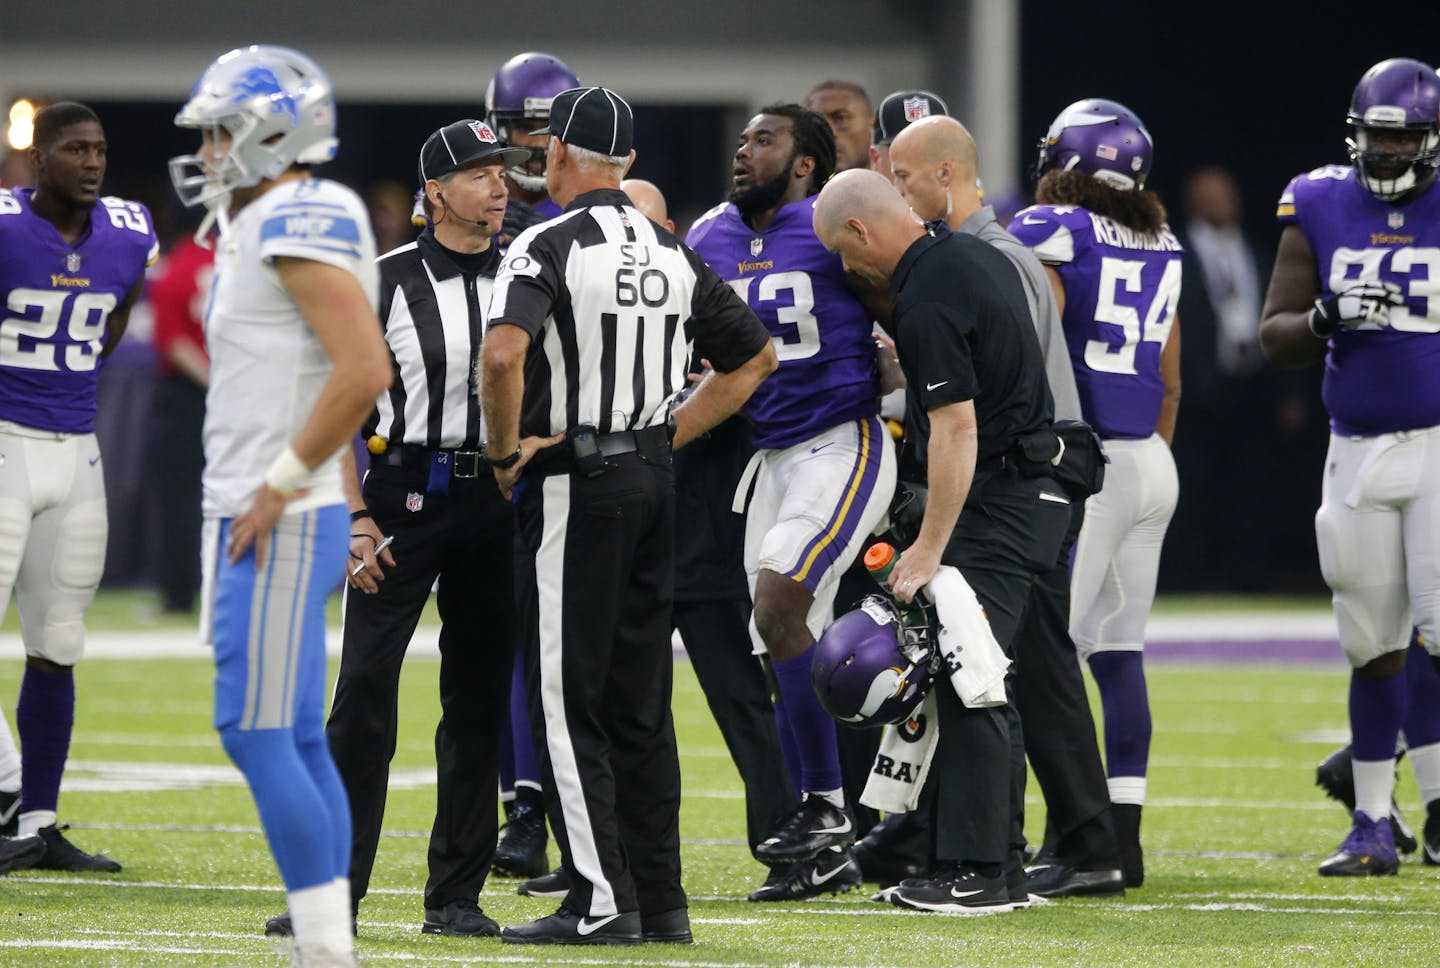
[810,442,834,454]
[1426,842,1440,864]
[1021,215,1046,225]
[0,797,18,826]
[577,914,620,936]
[810,861,851,886]
[926,381,948,391]
[810,818,852,835]
[949,888,985,899]
[88,456,101,466]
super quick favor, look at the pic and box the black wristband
[350,509,374,523]
[350,533,377,544]
[487,445,523,470]
[1309,299,1339,338]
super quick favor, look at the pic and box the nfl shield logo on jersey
[1389,210,1406,229]
[468,120,498,144]
[65,252,82,273]
[406,491,424,512]
[903,96,931,123]
[750,237,764,257]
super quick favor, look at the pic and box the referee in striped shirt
[312,120,530,938]
[482,86,777,946]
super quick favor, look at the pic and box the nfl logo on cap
[468,120,498,144]
[903,96,931,123]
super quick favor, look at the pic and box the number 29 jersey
[0,187,158,433]
[686,195,877,450]
[1009,204,1182,440]
[1277,165,1440,436]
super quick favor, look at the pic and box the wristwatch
[487,445,523,470]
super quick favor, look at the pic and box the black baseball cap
[533,86,634,157]
[872,90,951,145]
[418,119,530,184]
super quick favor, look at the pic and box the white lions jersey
[202,177,378,518]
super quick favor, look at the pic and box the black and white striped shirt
[487,188,768,437]
[366,229,497,449]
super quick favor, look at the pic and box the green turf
[2,632,1434,966]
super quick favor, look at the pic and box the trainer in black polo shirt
[266,120,532,942]
[481,86,776,946]
[814,169,1072,916]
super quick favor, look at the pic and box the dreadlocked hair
[757,102,837,196]
[1035,169,1168,235]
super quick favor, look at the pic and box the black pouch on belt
[1051,419,1107,498]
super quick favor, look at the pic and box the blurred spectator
[366,180,418,255]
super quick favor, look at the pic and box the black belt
[373,443,485,479]
[529,425,671,477]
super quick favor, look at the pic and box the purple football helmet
[484,51,580,192]
[1346,58,1440,201]
[811,596,937,729]
[1035,98,1153,190]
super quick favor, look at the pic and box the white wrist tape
[264,447,310,497]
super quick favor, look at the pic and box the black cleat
[0,790,18,838]
[265,910,357,939]
[1315,745,1417,854]
[1424,801,1440,867]
[754,795,855,864]
[494,791,549,879]
[1319,812,1399,877]
[851,812,926,886]
[746,846,861,902]
[0,834,44,874]
[1112,802,1145,888]
[421,899,500,936]
[890,863,1013,915]
[1023,861,1126,899]
[32,825,120,873]
[501,907,642,946]
[641,907,693,944]
[518,866,571,898]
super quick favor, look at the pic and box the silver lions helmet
[170,45,337,238]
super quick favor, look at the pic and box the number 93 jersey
[1277,165,1440,435]
[1010,204,1182,440]
[0,187,158,433]
[687,195,878,450]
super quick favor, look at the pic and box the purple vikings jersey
[1010,204,1182,439]
[0,188,158,434]
[687,195,877,449]
[1278,165,1440,435]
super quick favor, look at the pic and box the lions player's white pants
[1070,435,1178,658]
[0,422,107,666]
[1316,427,1440,668]
[742,416,897,652]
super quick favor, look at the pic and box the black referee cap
[872,90,950,145]
[418,119,530,185]
[533,87,634,157]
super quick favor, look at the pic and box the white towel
[860,692,939,813]
[928,565,1010,708]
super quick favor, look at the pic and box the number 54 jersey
[1009,204,1182,440]
[686,195,877,450]
[0,187,158,433]
[1277,165,1440,436]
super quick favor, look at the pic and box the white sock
[289,877,355,966]
[1409,742,1440,807]
[810,788,845,809]
[0,714,19,792]
[18,809,55,838]
[1108,776,1147,806]
[1353,758,1396,822]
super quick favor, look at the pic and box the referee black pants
[927,472,1070,868]
[326,465,516,911]
[516,454,685,919]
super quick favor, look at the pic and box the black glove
[1309,281,1404,337]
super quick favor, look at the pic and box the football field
[2,600,1438,967]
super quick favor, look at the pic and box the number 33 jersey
[1277,165,1440,436]
[1009,203,1182,440]
[0,187,158,433]
[687,195,877,450]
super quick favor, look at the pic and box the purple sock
[1403,638,1440,747]
[16,664,75,815]
[772,696,803,795]
[1087,651,1151,778]
[1350,669,1406,762]
[771,645,842,793]
[509,652,540,786]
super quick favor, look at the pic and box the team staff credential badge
[406,491,424,512]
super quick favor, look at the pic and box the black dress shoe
[641,907,693,944]
[1023,861,1125,898]
[421,899,500,936]
[501,907,643,945]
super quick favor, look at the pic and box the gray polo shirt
[955,206,1082,422]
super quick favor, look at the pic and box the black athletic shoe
[32,824,120,872]
[890,864,1013,915]
[1111,802,1145,888]
[0,790,18,838]
[1023,860,1126,899]
[518,866,571,898]
[1424,801,1440,866]
[421,899,500,936]
[851,812,926,886]
[746,845,862,901]
[494,792,549,879]
[754,796,855,864]
[0,834,44,874]
[265,911,358,939]
[1315,745,1418,854]
[501,907,643,946]
[1005,863,1031,909]
[641,907,693,944]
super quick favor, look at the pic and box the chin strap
[193,193,233,248]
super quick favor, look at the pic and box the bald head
[813,168,923,286]
[888,115,982,227]
[621,178,674,232]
